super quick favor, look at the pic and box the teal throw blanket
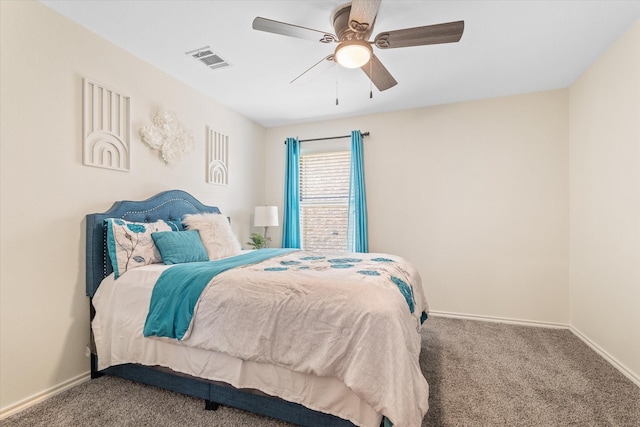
[143,248,296,340]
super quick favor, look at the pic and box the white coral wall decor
[139,109,194,164]
[82,78,131,172]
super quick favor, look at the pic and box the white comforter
[95,250,429,427]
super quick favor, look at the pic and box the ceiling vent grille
[186,46,230,70]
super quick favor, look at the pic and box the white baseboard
[429,310,569,329]
[0,371,91,420]
[570,325,640,388]
[429,310,640,388]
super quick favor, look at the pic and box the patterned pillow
[105,218,178,278]
[182,213,241,260]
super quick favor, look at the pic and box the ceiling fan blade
[374,20,464,49]
[348,0,382,34]
[361,54,397,92]
[290,55,336,84]
[253,17,337,43]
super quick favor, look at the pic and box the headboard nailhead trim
[103,227,108,278]
[120,198,201,218]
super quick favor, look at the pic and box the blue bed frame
[86,189,359,427]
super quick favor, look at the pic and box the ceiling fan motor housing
[332,4,374,41]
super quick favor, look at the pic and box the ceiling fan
[252,0,464,92]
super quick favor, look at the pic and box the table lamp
[254,206,279,248]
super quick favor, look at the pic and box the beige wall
[265,90,570,325]
[0,1,266,412]
[569,21,640,382]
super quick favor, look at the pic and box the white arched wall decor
[206,126,229,185]
[82,78,130,172]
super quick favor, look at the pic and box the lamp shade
[254,206,279,227]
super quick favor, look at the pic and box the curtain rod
[284,131,369,144]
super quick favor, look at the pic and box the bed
[86,189,429,427]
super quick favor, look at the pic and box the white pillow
[182,213,242,260]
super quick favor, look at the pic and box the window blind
[299,150,351,251]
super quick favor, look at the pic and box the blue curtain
[282,137,301,248]
[347,130,368,252]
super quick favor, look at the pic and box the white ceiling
[40,1,640,128]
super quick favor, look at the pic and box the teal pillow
[151,230,209,265]
[165,220,184,231]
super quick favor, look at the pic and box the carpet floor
[2,316,639,426]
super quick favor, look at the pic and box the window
[299,150,351,251]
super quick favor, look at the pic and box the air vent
[186,46,230,70]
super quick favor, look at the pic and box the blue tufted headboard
[85,190,221,297]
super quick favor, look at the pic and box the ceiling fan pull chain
[336,68,339,106]
[369,60,373,99]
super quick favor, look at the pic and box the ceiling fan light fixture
[334,40,372,68]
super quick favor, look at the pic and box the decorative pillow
[151,230,209,265]
[105,218,175,278]
[182,213,242,260]
[165,220,184,231]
